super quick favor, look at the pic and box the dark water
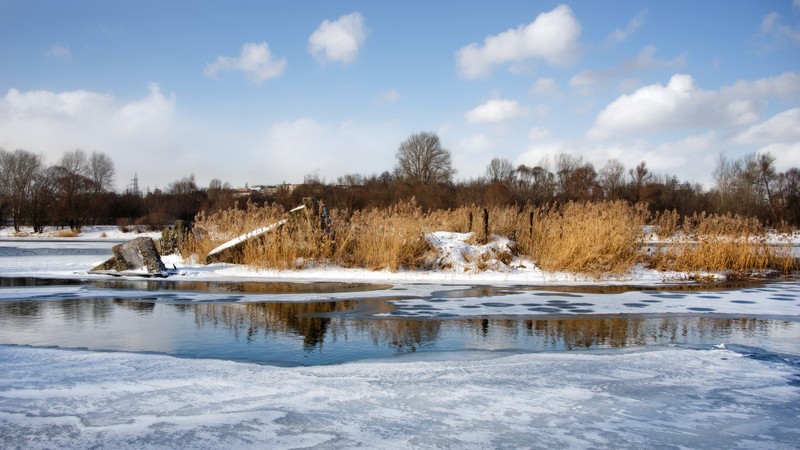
[1,296,798,366]
[1,240,798,366]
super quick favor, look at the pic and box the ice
[0,345,798,448]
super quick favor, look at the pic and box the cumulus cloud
[373,90,400,105]
[46,44,71,61]
[308,12,366,64]
[586,73,799,139]
[456,5,581,79]
[731,108,800,144]
[465,99,529,123]
[204,42,286,83]
[0,84,180,189]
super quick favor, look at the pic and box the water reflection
[0,276,391,294]
[0,298,797,365]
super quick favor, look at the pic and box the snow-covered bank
[1,345,797,449]
[2,225,799,286]
[0,225,160,241]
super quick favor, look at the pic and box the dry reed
[517,201,648,277]
[187,200,796,278]
[650,212,797,276]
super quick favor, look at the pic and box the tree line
[2,131,800,232]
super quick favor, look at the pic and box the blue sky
[1,1,799,192]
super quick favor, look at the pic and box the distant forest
[2,132,800,231]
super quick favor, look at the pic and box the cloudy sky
[1,1,799,192]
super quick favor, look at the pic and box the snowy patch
[0,346,797,449]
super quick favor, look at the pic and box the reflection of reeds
[525,318,644,349]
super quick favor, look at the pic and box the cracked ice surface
[0,345,798,449]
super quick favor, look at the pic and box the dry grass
[187,200,796,278]
[334,201,432,271]
[54,229,80,238]
[650,212,797,277]
[517,201,649,277]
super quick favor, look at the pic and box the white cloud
[456,5,581,79]
[456,134,493,154]
[373,90,400,105]
[756,142,800,170]
[571,46,684,95]
[204,42,286,83]
[465,99,529,123]
[528,127,552,141]
[722,71,800,99]
[533,104,549,118]
[515,140,570,170]
[254,118,399,183]
[605,9,647,45]
[0,84,179,190]
[731,108,800,144]
[757,12,800,51]
[587,73,783,140]
[46,44,71,61]
[308,12,366,65]
[530,78,560,96]
[622,45,686,72]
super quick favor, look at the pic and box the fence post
[529,211,534,236]
[483,208,489,243]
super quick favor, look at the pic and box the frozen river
[0,237,799,448]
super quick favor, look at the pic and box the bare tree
[756,152,778,222]
[0,149,46,231]
[629,161,652,203]
[88,151,116,194]
[599,159,626,200]
[485,157,515,184]
[395,132,455,185]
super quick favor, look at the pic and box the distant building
[253,183,301,196]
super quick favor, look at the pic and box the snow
[1,227,799,448]
[0,225,161,241]
[0,345,797,449]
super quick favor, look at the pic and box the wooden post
[483,208,489,243]
[529,211,534,236]
[468,212,473,233]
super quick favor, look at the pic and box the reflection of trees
[112,299,155,313]
[0,301,41,318]
[59,298,116,322]
[355,319,442,352]
[194,301,356,351]
[192,301,444,352]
